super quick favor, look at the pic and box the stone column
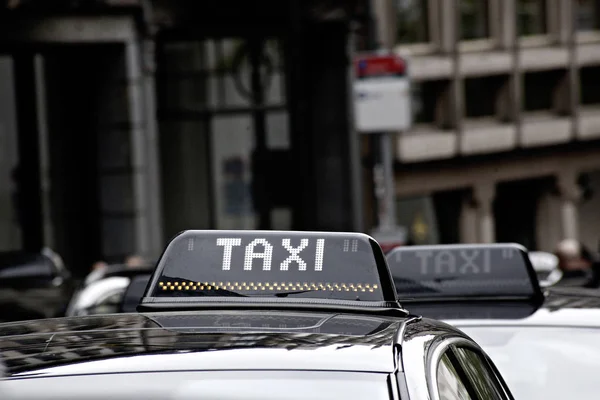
[556,171,581,240]
[473,182,496,243]
[459,194,478,244]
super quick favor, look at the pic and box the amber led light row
[158,281,379,292]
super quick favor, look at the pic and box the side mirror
[528,251,562,288]
[120,274,152,313]
[0,251,64,289]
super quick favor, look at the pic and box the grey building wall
[367,0,600,249]
[0,15,163,273]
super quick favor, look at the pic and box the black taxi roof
[383,242,600,328]
[0,229,423,380]
[0,310,408,378]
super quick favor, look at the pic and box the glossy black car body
[0,309,512,400]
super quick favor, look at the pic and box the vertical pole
[141,0,165,255]
[568,0,579,141]
[452,0,463,155]
[557,170,581,241]
[34,54,54,249]
[474,183,496,243]
[126,39,152,259]
[249,36,271,230]
[512,0,523,147]
[368,0,399,234]
[347,32,365,232]
[13,52,44,252]
[379,131,397,231]
[368,0,385,232]
[141,38,165,257]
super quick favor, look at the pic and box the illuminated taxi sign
[386,244,543,302]
[140,230,398,310]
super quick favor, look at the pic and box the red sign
[354,54,406,78]
[379,242,405,254]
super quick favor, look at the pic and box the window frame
[436,350,474,399]
[156,37,291,234]
[573,0,600,44]
[458,0,496,52]
[576,31,600,44]
[427,337,512,400]
[394,0,439,55]
[517,0,556,48]
[451,345,510,400]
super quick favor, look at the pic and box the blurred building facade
[370,0,600,252]
[0,0,370,276]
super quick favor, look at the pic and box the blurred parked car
[0,248,75,322]
[528,251,563,288]
[65,263,153,317]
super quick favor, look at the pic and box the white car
[66,276,130,317]
[528,251,562,287]
[66,264,153,317]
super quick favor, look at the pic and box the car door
[430,339,513,400]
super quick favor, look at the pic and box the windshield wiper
[273,289,316,298]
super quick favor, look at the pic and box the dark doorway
[494,177,553,250]
[433,189,465,244]
[43,45,109,276]
[4,44,127,277]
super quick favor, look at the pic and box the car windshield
[458,325,600,400]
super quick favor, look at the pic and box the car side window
[436,352,472,400]
[452,346,507,400]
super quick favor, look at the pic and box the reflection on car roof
[448,287,600,328]
[0,311,401,378]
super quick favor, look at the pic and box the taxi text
[216,237,326,272]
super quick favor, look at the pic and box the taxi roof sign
[386,243,543,304]
[138,230,402,313]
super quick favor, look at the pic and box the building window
[460,0,490,40]
[396,196,440,245]
[523,70,564,113]
[464,75,507,119]
[576,0,600,31]
[580,66,600,105]
[396,0,430,44]
[412,80,446,124]
[517,0,547,36]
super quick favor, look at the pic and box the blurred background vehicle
[66,262,154,317]
[0,247,74,322]
[386,243,600,400]
[456,287,600,400]
[528,250,563,287]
